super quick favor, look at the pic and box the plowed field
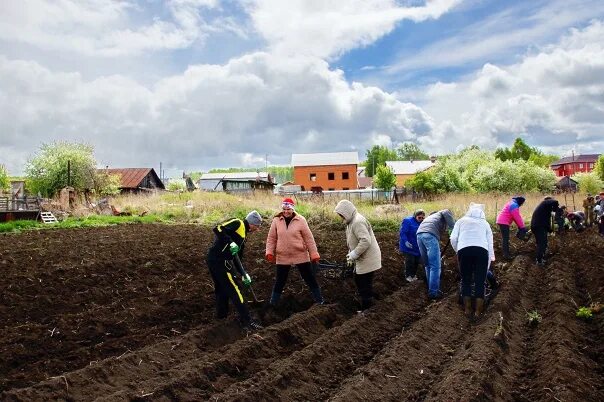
[1,223,602,401]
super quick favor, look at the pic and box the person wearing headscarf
[265,198,324,305]
[451,203,495,321]
[334,200,382,312]
[399,209,425,282]
[416,209,455,300]
[496,196,527,259]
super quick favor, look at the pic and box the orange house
[292,152,359,191]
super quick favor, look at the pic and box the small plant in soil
[576,306,593,321]
[526,310,542,326]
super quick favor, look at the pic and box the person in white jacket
[450,203,495,321]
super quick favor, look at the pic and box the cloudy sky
[1,0,603,175]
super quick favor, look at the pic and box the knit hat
[245,210,262,226]
[282,197,295,210]
[513,196,526,206]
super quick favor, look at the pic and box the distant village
[20,151,593,197]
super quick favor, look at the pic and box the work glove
[405,241,413,249]
[242,274,252,287]
[229,242,239,255]
[265,253,274,263]
[346,250,359,267]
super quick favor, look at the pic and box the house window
[579,163,584,169]
[310,173,317,181]
[590,163,594,168]
[328,172,335,180]
[343,187,349,190]
[342,172,349,180]
[328,188,335,191]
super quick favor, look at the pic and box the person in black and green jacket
[206,211,263,331]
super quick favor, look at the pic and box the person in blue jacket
[399,209,425,282]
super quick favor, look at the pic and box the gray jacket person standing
[334,200,382,311]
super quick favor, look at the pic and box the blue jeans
[417,232,441,298]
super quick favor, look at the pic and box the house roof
[200,172,270,181]
[101,168,163,189]
[550,154,600,166]
[291,152,358,167]
[358,176,373,188]
[386,160,434,175]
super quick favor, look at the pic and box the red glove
[311,256,320,263]
[266,254,274,263]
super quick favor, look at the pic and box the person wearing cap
[399,209,425,282]
[265,198,324,305]
[583,194,596,227]
[334,199,382,312]
[416,209,455,300]
[206,210,263,331]
[567,210,586,232]
[451,203,495,321]
[496,196,528,259]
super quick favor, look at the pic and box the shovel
[233,254,265,305]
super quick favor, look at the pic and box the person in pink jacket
[265,198,324,305]
[496,196,528,259]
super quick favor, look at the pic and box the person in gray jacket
[416,209,455,300]
[335,199,382,312]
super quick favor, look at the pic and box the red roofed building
[549,154,600,177]
[99,168,165,193]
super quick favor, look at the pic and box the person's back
[531,199,559,229]
[452,205,493,253]
[417,209,455,239]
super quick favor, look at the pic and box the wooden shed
[99,168,165,193]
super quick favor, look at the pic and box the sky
[1,0,604,176]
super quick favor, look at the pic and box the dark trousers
[354,271,375,310]
[531,226,548,262]
[498,224,511,257]
[207,257,250,324]
[272,262,320,300]
[403,253,421,278]
[458,246,489,298]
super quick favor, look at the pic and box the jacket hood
[334,199,356,223]
[465,202,486,219]
[512,196,526,206]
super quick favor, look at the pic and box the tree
[396,143,429,161]
[25,141,113,197]
[0,165,9,194]
[594,155,604,181]
[374,165,396,191]
[364,145,398,177]
[572,172,604,195]
[494,137,558,168]
[167,179,187,192]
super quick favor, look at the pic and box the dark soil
[0,223,602,401]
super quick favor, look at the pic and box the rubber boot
[310,287,324,305]
[475,298,485,322]
[269,291,281,306]
[463,296,473,320]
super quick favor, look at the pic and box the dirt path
[1,224,602,401]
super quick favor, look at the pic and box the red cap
[282,198,295,205]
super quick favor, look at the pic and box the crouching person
[451,203,495,322]
[399,209,425,282]
[206,211,263,331]
[335,200,382,312]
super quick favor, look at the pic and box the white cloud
[387,0,604,74]
[414,19,604,156]
[247,0,462,59]
[0,0,224,56]
[0,53,432,173]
